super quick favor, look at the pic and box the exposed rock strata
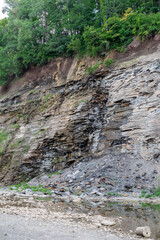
[0,47,160,189]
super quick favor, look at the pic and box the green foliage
[100,0,160,18]
[87,63,99,75]
[141,203,160,213]
[139,185,160,198]
[48,170,62,178]
[0,130,8,143]
[83,26,108,56]
[67,38,85,57]
[107,192,122,196]
[154,186,160,197]
[105,11,160,48]
[9,138,25,149]
[10,181,52,195]
[43,93,52,101]
[104,59,115,67]
[0,0,159,85]
[87,58,115,75]
[0,130,11,155]
[11,124,20,129]
[141,190,147,194]
[9,138,29,153]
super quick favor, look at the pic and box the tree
[0,0,159,86]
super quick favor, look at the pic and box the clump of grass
[107,192,122,196]
[11,124,20,129]
[9,138,25,149]
[39,93,53,113]
[87,58,115,75]
[139,186,160,198]
[0,130,8,143]
[141,190,147,194]
[18,113,28,119]
[29,89,35,94]
[10,182,52,195]
[48,170,62,178]
[43,93,52,101]
[0,130,12,155]
[9,137,29,153]
[87,63,99,75]
[104,59,115,68]
[154,186,160,197]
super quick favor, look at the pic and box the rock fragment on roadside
[135,226,151,238]
[101,219,116,226]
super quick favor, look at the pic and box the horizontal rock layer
[0,48,160,187]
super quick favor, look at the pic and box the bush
[105,11,160,48]
[1,5,160,86]
[87,63,99,74]
[67,38,84,55]
[139,185,160,198]
[104,59,115,67]
[83,26,108,56]
[154,186,160,197]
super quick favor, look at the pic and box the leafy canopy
[0,0,159,85]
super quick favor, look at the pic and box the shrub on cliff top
[105,11,160,49]
[0,0,160,86]
[104,59,115,68]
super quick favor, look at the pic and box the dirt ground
[0,212,139,240]
[0,193,142,240]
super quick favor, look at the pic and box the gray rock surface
[0,44,159,193]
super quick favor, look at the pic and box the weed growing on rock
[9,138,25,149]
[28,89,36,95]
[87,58,115,75]
[48,170,62,178]
[139,186,160,198]
[154,186,160,197]
[104,59,115,68]
[141,203,160,212]
[0,130,12,155]
[107,192,122,196]
[11,124,20,129]
[87,63,99,74]
[9,137,29,153]
[43,94,52,101]
[0,130,8,143]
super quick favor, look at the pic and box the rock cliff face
[0,45,160,188]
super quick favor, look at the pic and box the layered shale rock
[0,47,160,187]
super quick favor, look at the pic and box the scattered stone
[72,197,81,204]
[127,37,141,50]
[135,226,151,238]
[101,219,116,227]
[154,34,160,41]
[94,222,101,228]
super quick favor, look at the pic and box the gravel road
[0,212,135,240]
